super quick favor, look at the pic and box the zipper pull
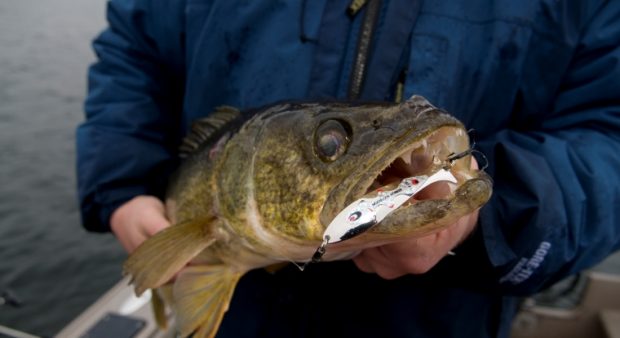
[347,0,368,17]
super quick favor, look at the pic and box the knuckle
[404,259,435,274]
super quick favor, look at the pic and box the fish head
[246,95,492,244]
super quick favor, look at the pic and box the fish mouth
[349,125,472,206]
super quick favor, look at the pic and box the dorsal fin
[179,106,241,158]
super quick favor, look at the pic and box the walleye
[124,95,493,338]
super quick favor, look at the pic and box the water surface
[0,1,126,336]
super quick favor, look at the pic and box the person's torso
[168,1,589,337]
[180,0,582,141]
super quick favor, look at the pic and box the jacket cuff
[80,185,150,232]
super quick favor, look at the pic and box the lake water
[1,1,619,337]
[0,0,125,336]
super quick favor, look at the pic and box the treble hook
[444,143,489,172]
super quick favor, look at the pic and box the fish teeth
[400,151,413,165]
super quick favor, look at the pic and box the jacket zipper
[394,68,408,103]
[347,0,368,16]
[347,0,382,100]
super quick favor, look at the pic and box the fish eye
[315,119,351,162]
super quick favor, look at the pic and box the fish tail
[173,265,243,338]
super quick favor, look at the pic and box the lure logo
[348,211,361,222]
[500,241,551,285]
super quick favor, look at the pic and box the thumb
[140,197,172,236]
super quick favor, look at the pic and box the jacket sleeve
[439,0,620,295]
[76,0,186,232]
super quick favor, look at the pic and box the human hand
[352,211,478,279]
[110,195,171,253]
[352,158,480,279]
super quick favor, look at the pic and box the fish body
[124,95,493,338]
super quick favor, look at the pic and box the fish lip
[344,125,471,205]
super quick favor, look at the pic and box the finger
[117,227,148,254]
[352,253,374,274]
[356,247,408,280]
[378,241,439,275]
[143,210,172,236]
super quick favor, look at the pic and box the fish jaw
[323,171,493,254]
[320,122,476,225]
[318,103,493,250]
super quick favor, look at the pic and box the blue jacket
[77,0,620,337]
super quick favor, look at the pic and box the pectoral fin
[124,218,216,296]
[173,265,243,338]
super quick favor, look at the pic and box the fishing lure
[308,167,458,264]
